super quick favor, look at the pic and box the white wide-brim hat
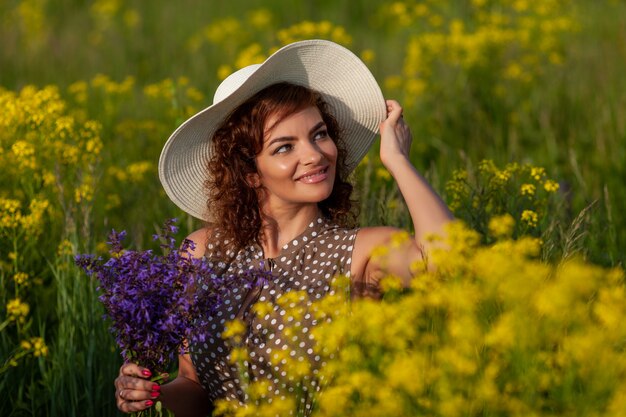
[159,39,386,221]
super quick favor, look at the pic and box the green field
[1,0,625,415]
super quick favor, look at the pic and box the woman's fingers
[384,99,403,124]
[379,99,413,166]
[116,374,159,392]
[115,363,161,413]
[118,396,155,413]
[115,377,160,413]
[119,362,152,378]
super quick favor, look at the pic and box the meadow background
[1,0,625,415]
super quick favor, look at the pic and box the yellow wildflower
[375,167,391,181]
[543,179,559,192]
[379,275,403,293]
[217,64,232,81]
[11,140,37,170]
[31,337,49,357]
[13,272,29,286]
[57,239,75,257]
[384,75,403,91]
[7,298,30,323]
[520,183,536,196]
[234,43,266,69]
[74,183,94,203]
[222,319,246,343]
[0,199,22,230]
[42,171,56,187]
[20,198,49,236]
[126,161,153,183]
[520,209,538,227]
[360,49,375,65]
[488,213,515,239]
[229,347,249,364]
[252,300,274,317]
[530,166,545,181]
[247,9,272,29]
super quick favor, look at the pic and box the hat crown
[213,64,261,104]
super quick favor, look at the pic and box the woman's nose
[300,141,324,165]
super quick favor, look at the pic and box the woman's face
[253,106,338,210]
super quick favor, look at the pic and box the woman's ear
[246,173,261,188]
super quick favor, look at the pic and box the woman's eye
[273,144,292,154]
[314,130,329,140]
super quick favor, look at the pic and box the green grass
[1,0,625,415]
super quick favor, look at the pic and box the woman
[114,40,452,416]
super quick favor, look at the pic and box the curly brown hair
[204,82,357,256]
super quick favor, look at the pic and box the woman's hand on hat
[379,99,413,169]
[114,362,167,413]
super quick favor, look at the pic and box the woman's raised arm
[352,100,453,287]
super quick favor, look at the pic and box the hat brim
[158,39,386,221]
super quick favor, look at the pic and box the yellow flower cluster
[13,272,29,286]
[0,198,49,238]
[0,335,49,374]
[188,11,355,84]
[91,74,135,96]
[381,0,577,107]
[488,213,515,239]
[521,209,539,227]
[520,183,535,196]
[219,221,626,416]
[234,43,266,70]
[7,298,30,324]
[20,337,49,357]
[276,21,352,47]
[187,17,243,51]
[107,161,154,184]
[445,159,561,240]
[0,86,102,214]
[142,77,204,118]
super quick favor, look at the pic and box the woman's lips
[296,167,329,184]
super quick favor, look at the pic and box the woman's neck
[258,204,321,258]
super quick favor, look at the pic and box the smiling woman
[205,82,352,256]
[254,106,338,208]
[114,39,453,416]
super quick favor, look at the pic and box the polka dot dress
[191,217,358,406]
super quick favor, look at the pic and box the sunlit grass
[1,0,625,415]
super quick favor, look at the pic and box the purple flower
[75,219,269,373]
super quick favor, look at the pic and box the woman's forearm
[387,156,453,247]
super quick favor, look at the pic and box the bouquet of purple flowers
[75,219,267,375]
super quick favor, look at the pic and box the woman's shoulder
[184,227,214,259]
[352,226,418,271]
[354,226,402,248]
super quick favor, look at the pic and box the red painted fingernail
[146,400,154,407]
[141,369,151,377]
[152,384,161,391]
[151,391,160,398]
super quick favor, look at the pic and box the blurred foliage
[1,0,625,415]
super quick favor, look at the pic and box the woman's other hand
[379,99,413,169]
[114,363,166,413]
